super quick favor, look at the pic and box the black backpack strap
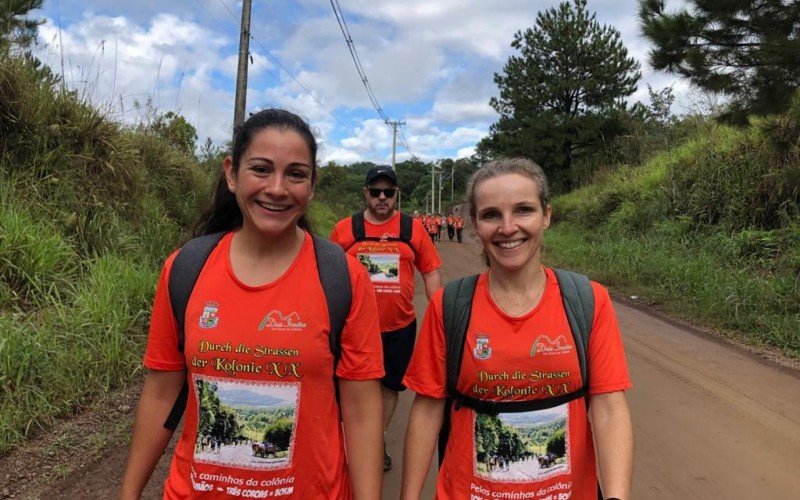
[399,212,413,244]
[450,386,589,416]
[168,232,226,352]
[163,231,226,431]
[351,211,366,242]
[311,235,352,369]
[553,269,594,389]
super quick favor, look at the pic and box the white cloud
[457,146,477,159]
[34,0,693,162]
[319,145,364,165]
[340,119,393,153]
[35,13,235,143]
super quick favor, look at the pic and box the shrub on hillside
[669,126,799,231]
[0,52,212,451]
[554,118,799,236]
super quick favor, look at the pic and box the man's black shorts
[380,319,417,392]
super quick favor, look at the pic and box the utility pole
[431,161,436,214]
[438,169,443,214]
[388,120,406,170]
[233,0,253,133]
[451,161,454,203]
[388,120,405,211]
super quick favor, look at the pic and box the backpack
[437,269,594,463]
[345,211,415,255]
[162,231,352,431]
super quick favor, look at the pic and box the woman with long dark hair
[120,109,384,499]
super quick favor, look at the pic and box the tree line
[478,0,800,192]
[475,414,566,467]
[315,158,480,216]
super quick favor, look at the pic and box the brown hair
[195,109,317,236]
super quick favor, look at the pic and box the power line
[397,128,418,162]
[192,0,280,82]
[329,0,388,123]
[328,0,419,161]
[215,0,349,129]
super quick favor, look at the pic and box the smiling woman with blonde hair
[401,158,633,500]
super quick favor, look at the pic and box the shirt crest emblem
[198,302,219,329]
[473,333,493,360]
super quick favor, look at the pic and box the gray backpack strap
[553,269,594,389]
[443,275,479,401]
[312,235,352,368]
[439,274,478,465]
[164,231,225,431]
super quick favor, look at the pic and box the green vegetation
[640,0,800,123]
[196,381,243,444]
[478,0,641,190]
[314,158,479,221]
[475,413,566,472]
[545,113,800,357]
[0,52,213,452]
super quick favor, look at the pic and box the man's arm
[590,391,633,500]
[421,270,442,301]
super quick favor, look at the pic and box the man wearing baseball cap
[330,166,442,471]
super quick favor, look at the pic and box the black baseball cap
[365,166,397,185]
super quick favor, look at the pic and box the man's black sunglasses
[366,187,397,198]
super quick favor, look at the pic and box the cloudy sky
[32,0,689,164]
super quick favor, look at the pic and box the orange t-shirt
[144,231,383,499]
[403,269,631,500]
[330,211,441,332]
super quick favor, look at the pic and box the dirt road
[4,229,799,499]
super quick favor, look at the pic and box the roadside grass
[308,200,348,236]
[0,53,211,453]
[0,51,353,454]
[547,115,800,359]
[0,255,155,451]
[544,223,800,358]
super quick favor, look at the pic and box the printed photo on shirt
[357,253,400,283]
[473,404,569,482]
[193,376,300,471]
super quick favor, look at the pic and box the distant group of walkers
[120,108,633,500]
[415,212,466,244]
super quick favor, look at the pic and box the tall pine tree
[640,0,800,123]
[478,0,640,190]
[1,0,44,49]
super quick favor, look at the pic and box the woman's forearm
[401,394,445,500]
[340,379,384,500]
[590,391,633,500]
[119,370,185,500]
